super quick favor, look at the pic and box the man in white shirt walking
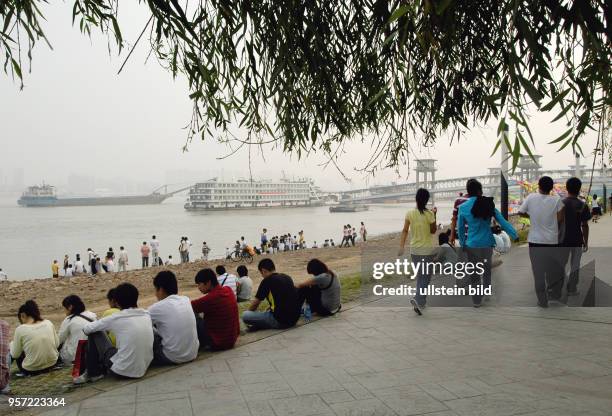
[148,271,199,365]
[76,283,153,384]
[519,176,565,307]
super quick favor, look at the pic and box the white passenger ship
[184,178,322,210]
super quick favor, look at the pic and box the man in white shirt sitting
[76,283,153,384]
[73,255,85,275]
[64,264,74,277]
[215,265,238,297]
[149,271,199,365]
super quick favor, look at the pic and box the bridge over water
[327,156,612,203]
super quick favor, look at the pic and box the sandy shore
[0,235,394,333]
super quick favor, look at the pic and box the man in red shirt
[191,268,239,350]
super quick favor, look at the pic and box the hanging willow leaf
[0,0,610,171]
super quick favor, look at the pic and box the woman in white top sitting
[10,300,59,376]
[58,295,97,365]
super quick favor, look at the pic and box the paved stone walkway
[36,302,612,416]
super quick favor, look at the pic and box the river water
[0,195,453,280]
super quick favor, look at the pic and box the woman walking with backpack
[457,179,517,307]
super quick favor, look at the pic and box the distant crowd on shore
[41,222,368,279]
[0,256,341,392]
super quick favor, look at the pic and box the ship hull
[18,195,167,207]
[329,205,369,213]
[185,202,323,211]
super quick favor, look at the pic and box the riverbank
[0,235,383,333]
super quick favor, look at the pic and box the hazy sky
[0,2,601,192]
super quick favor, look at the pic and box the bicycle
[230,249,254,264]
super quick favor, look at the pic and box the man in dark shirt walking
[560,177,590,296]
[242,259,300,331]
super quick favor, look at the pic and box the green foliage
[1,0,610,170]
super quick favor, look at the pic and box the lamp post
[501,124,509,220]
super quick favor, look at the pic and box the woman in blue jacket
[457,179,517,307]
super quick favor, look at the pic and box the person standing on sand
[141,241,150,268]
[150,235,160,267]
[360,222,367,242]
[185,237,192,262]
[179,237,188,263]
[52,260,60,278]
[63,255,69,275]
[0,268,7,281]
[261,228,268,252]
[117,246,129,272]
[201,242,210,261]
[398,188,437,316]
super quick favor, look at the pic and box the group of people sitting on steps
[0,258,341,391]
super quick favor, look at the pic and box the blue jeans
[242,310,282,330]
[412,254,435,307]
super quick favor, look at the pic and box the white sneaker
[90,374,104,383]
[73,372,89,385]
[73,372,105,385]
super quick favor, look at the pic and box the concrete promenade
[16,217,612,416]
